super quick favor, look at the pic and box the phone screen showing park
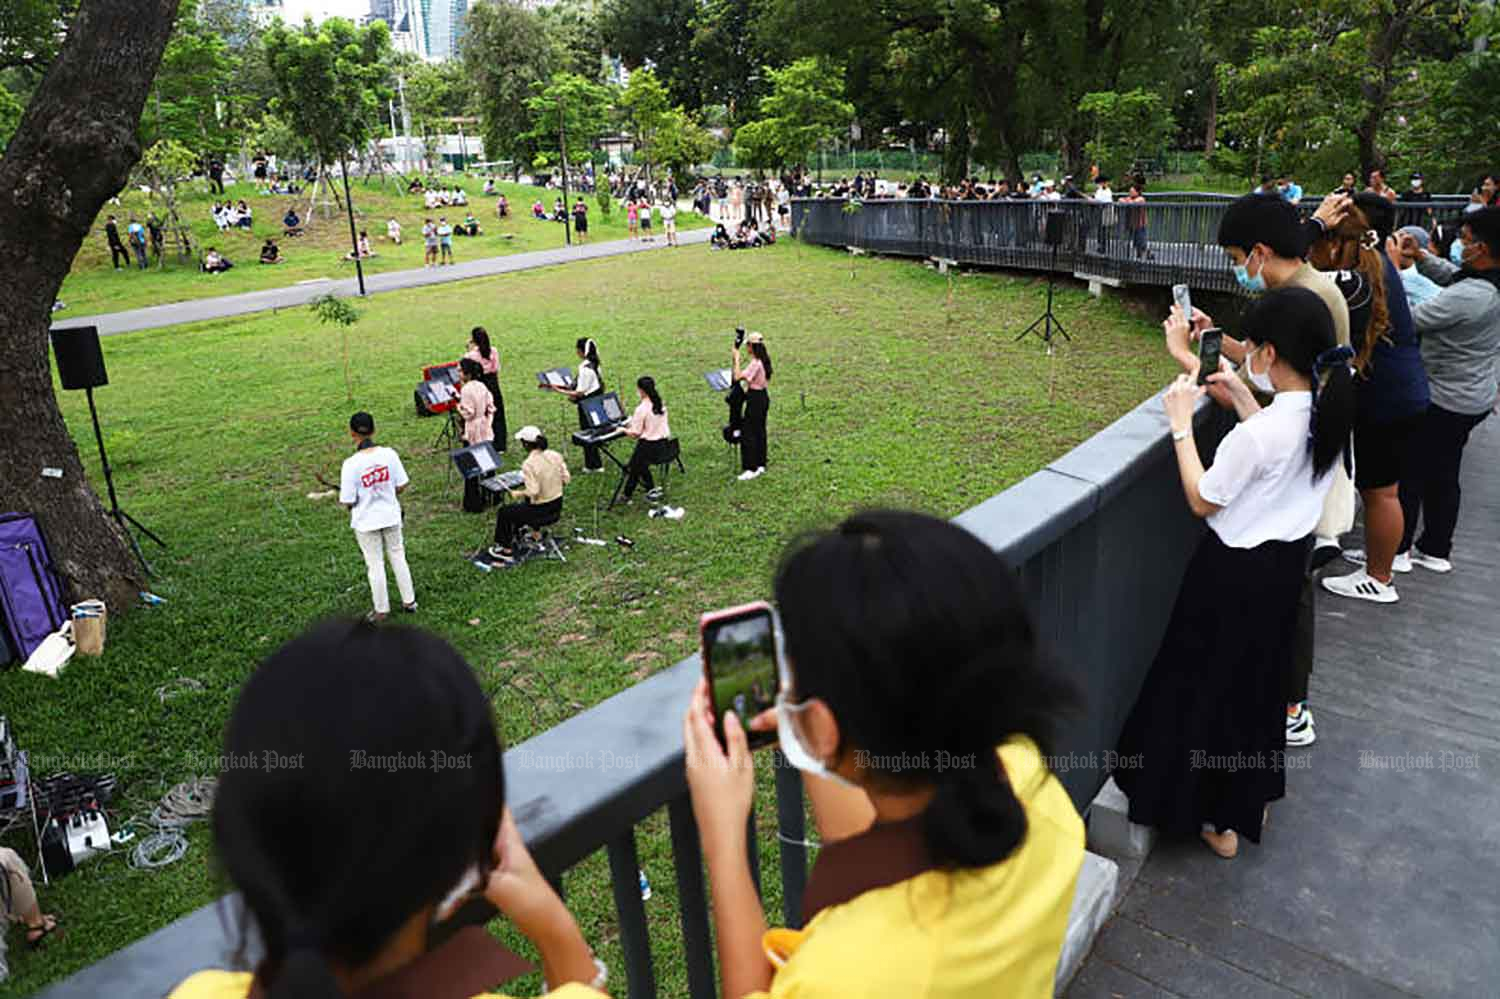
[707,612,779,749]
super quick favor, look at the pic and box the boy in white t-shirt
[659,200,678,246]
[339,412,417,621]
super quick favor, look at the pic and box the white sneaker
[737,470,757,481]
[753,467,766,478]
[1322,569,1399,603]
[1409,549,1453,573]
[1285,704,1316,747]
[1342,549,1412,573]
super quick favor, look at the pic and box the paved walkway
[1066,418,1500,998]
[58,227,713,337]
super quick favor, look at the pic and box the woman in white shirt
[1114,287,1355,859]
[620,376,672,503]
[547,337,605,471]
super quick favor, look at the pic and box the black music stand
[1016,211,1071,345]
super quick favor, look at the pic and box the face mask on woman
[1233,248,1268,293]
[1244,344,1276,394]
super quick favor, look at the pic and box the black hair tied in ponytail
[637,375,664,415]
[774,510,1078,872]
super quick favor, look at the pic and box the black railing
[789,197,1472,294]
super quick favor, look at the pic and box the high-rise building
[421,0,469,61]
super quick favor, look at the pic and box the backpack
[0,513,68,665]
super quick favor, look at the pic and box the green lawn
[56,174,710,316]
[2,242,1179,997]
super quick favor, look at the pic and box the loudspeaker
[51,326,108,390]
[1044,212,1067,247]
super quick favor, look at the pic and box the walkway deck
[55,227,712,337]
[1066,418,1500,998]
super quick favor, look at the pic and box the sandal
[1200,827,1239,859]
[401,601,418,613]
[27,914,61,950]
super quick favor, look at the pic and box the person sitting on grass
[259,238,281,265]
[710,222,731,250]
[236,200,254,229]
[497,194,510,219]
[165,621,609,999]
[203,247,233,273]
[461,212,482,237]
[282,207,303,237]
[489,426,570,563]
[424,188,442,210]
[532,199,547,221]
[212,201,230,232]
[407,175,425,194]
[346,230,374,259]
[386,216,402,245]
[483,176,496,196]
[453,186,468,206]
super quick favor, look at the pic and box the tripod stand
[436,409,462,482]
[86,387,165,576]
[1016,241,1071,346]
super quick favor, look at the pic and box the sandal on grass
[27,914,61,950]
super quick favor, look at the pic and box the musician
[463,326,507,445]
[620,376,672,503]
[457,358,496,514]
[489,426,571,561]
[546,337,605,472]
[733,332,772,481]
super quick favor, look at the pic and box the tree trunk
[0,0,180,614]
[1204,75,1218,156]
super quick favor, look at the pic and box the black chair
[648,439,686,498]
[519,503,566,563]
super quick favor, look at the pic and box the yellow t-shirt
[166,970,608,999]
[750,736,1084,999]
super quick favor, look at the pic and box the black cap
[1410,171,1423,180]
[350,411,375,434]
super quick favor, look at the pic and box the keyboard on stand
[479,470,526,495]
[572,424,625,446]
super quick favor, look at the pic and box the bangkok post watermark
[510,749,641,774]
[348,750,473,773]
[187,749,304,773]
[1358,750,1479,772]
[1190,750,1311,772]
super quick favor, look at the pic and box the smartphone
[1197,328,1223,386]
[734,326,746,349]
[1172,283,1193,325]
[700,601,781,750]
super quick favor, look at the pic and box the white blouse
[575,362,601,397]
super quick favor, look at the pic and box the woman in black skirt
[732,332,773,480]
[1114,288,1355,858]
[463,326,507,447]
[547,337,605,472]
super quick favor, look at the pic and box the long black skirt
[1113,530,1310,843]
[482,373,507,447]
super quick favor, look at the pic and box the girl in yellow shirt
[169,621,607,999]
[683,510,1086,999]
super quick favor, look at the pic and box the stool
[649,439,686,498]
[521,504,566,563]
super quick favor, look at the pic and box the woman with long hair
[1116,287,1356,858]
[1307,194,1429,606]
[683,511,1084,998]
[456,358,497,513]
[168,621,606,999]
[464,326,507,446]
[548,338,605,472]
[733,332,772,481]
[620,375,672,504]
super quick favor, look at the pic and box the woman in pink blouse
[457,358,497,513]
[463,326,506,446]
[621,376,672,503]
[733,332,773,480]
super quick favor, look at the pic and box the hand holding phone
[700,601,781,750]
[1196,328,1224,386]
[1171,284,1193,325]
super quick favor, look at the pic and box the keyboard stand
[597,438,630,509]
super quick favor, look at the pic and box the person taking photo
[733,332,773,481]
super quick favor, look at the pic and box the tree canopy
[261,17,392,171]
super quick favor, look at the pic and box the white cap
[515,425,543,444]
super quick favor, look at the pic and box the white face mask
[1245,345,1276,394]
[776,694,858,789]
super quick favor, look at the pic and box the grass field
[56,174,710,316]
[2,241,1179,996]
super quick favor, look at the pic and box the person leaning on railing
[682,511,1085,999]
[1117,288,1356,859]
[167,621,609,999]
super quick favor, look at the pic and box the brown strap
[247,926,533,999]
[800,814,936,925]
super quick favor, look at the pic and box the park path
[55,226,714,337]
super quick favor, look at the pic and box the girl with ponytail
[682,510,1084,999]
[1117,287,1355,860]
[170,622,607,999]
[547,337,606,472]
[1307,194,1430,606]
[620,375,672,503]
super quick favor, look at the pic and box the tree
[463,0,556,175]
[399,55,474,166]
[733,57,853,170]
[261,17,393,216]
[0,0,180,612]
[689,0,775,123]
[0,85,22,151]
[619,67,670,179]
[138,139,199,263]
[600,0,701,107]
[522,71,614,167]
[142,0,239,157]
[539,0,608,80]
[0,0,80,75]
[652,106,718,179]
[1077,89,1177,177]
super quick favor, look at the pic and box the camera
[734,327,746,348]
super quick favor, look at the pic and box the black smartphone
[1197,328,1224,386]
[734,326,746,349]
[700,601,780,750]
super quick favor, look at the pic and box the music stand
[537,367,576,391]
[1016,211,1071,345]
[703,368,733,392]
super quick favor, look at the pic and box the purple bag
[0,513,68,664]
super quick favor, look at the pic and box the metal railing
[788,196,1472,294]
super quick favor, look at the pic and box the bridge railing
[787,196,1473,293]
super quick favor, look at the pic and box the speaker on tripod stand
[49,326,166,574]
[1016,212,1072,346]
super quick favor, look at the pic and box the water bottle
[638,868,652,901]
